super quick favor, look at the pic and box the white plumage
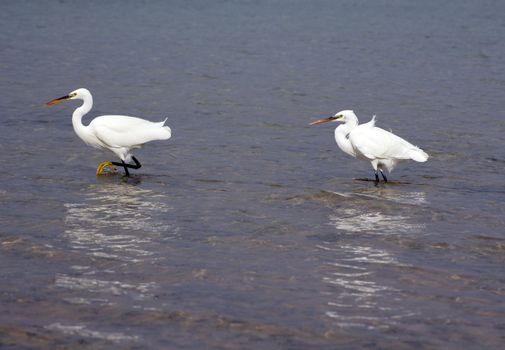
[47,88,171,175]
[88,115,170,162]
[310,110,428,182]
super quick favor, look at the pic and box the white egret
[46,88,171,176]
[310,110,428,183]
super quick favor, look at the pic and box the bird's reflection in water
[353,186,428,206]
[329,207,424,234]
[319,187,426,329]
[64,182,178,263]
[59,182,177,307]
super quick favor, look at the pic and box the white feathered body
[334,114,428,173]
[85,115,171,162]
[69,88,171,163]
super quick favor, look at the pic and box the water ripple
[317,191,424,330]
[320,239,415,329]
[63,183,179,263]
[46,323,139,342]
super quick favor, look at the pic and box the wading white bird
[46,88,171,176]
[310,110,428,183]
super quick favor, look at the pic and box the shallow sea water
[1,1,505,349]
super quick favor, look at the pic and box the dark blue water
[1,1,504,348]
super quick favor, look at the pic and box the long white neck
[72,92,93,143]
[334,115,359,158]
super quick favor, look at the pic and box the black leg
[374,171,380,184]
[111,156,142,176]
[122,161,130,176]
[112,160,129,176]
[131,156,141,169]
[380,170,388,183]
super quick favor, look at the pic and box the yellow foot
[96,161,118,176]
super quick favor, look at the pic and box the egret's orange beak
[46,95,70,106]
[309,116,337,126]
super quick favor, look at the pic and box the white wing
[89,115,171,148]
[349,125,427,161]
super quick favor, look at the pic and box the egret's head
[333,110,356,122]
[46,88,90,106]
[309,110,356,126]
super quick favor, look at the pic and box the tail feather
[162,117,171,139]
[409,147,429,162]
[149,118,171,140]
[163,126,171,139]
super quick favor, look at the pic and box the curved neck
[335,122,357,157]
[345,113,359,129]
[72,93,93,141]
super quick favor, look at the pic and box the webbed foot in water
[96,161,118,176]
